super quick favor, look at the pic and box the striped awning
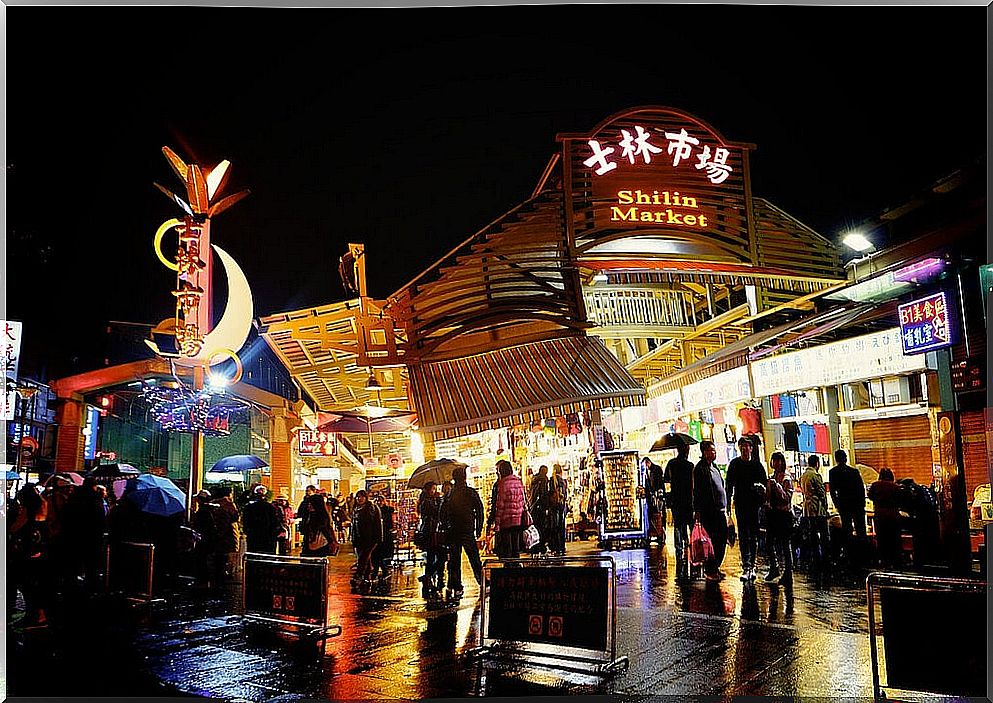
[408,335,646,440]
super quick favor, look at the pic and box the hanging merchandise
[780,393,799,417]
[674,418,690,434]
[813,422,831,455]
[556,416,569,437]
[566,412,582,435]
[598,450,647,541]
[797,392,820,416]
[688,418,703,442]
[784,421,801,452]
[738,406,762,435]
[798,422,817,454]
[699,409,714,425]
[701,423,713,440]
[771,394,782,418]
[711,407,725,425]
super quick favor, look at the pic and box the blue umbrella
[122,474,187,517]
[208,454,268,474]
[6,470,21,481]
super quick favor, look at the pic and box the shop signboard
[898,291,955,355]
[563,107,751,260]
[751,328,927,398]
[486,564,610,651]
[2,390,16,421]
[681,366,751,414]
[298,429,337,457]
[649,387,683,422]
[83,405,100,461]
[949,357,984,393]
[316,467,340,481]
[2,320,22,382]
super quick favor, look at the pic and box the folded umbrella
[406,458,467,490]
[650,432,698,453]
[122,474,187,517]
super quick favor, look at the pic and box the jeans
[766,511,794,581]
[735,508,760,571]
[801,516,831,578]
[447,535,483,591]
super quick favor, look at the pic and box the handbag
[689,521,715,566]
[727,514,737,547]
[523,523,541,550]
[307,530,329,551]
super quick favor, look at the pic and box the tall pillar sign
[145,147,253,514]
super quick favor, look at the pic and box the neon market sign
[898,291,954,355]
[584,126,733,184]
[609,189,708,227]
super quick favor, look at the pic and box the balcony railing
[584,288,696,333]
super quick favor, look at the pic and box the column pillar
[54,394,85,472]
[269,406,299,500]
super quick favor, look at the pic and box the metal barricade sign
[868,571,987,700]
[470,555,628,675]
[242,553,341,641]
[105,541,156,601]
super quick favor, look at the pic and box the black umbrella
[406,458,467,490]
[650,432,698,453]
[88,463,141,480]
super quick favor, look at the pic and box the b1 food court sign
[564,107,751,243]
[898,292,955,355]
[298,429,337,457]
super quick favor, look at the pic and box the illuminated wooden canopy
[258,300,409,413]
[383,190,587,363]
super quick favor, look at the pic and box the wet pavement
[7,538,880,700]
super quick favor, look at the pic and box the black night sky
[5,6,987,381]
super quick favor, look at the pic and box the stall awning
[408,335,646,440]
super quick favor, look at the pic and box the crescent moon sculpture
[146,243,253,367]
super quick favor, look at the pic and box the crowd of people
[642,436,943,591]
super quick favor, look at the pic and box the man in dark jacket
[241,485,282,554]
[439,465,485,599]
[642,457,667,548]
[828,449,867,573]
[725,437,768,581]
[693,440,729,582]
[663,442,695,580]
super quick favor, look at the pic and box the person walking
[191,490,223,589]
[867,469,907,570]
[416,482,445,600]
[799,455,831,584]
[241,485,283,555]
[693,440,730,582]
[371,495,396,580]
[272,494,295,556]
[491,460,526,560]
[439,465,485,601]
[725,437,768,581]
[528,465,551,553]
[663,442,694,579]
[642,456,667,549]
[547,464,568,555]
[8,483,51,626]
[350,490,382,592]
[828,449,867,576]
[301,493,336,557]
[64,476,108,593]
[763,453,795,585]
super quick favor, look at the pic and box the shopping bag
[522,524,541,550]
[689,521,714,566]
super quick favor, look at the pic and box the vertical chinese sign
[2,320,23,382]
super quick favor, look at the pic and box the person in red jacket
[492,460,526,560]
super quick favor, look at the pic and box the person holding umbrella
[663,441,695,580]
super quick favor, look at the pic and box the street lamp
[13,385,40,477]
[842,231,875,253]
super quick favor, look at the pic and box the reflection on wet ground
[8,538,877,700]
